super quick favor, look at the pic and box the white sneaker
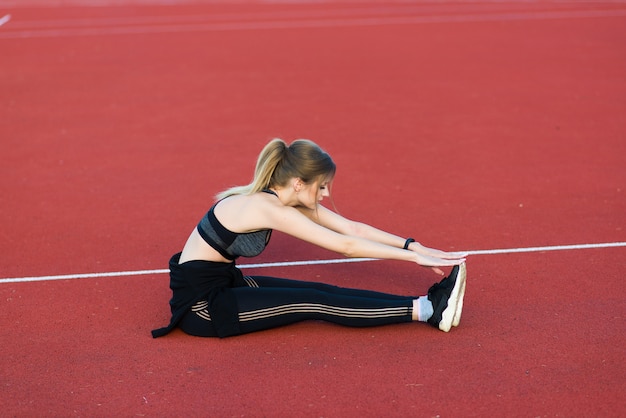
[452,262,466,327]
[427,264,464,332]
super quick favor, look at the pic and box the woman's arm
[308,204,467,274]
[311,205,410,247]
[263,202,465,270]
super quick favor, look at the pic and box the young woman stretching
[152,139,467,338]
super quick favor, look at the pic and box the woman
[152,139,467,338]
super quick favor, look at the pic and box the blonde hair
[216,138,336,200]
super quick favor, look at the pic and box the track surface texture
[1,1,625,417]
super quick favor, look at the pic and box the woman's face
[298,178,331,209]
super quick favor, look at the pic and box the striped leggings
[179,276,415,337]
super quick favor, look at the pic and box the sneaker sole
[439,265,464,332]
[452,262,466,327]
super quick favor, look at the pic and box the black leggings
[179,276,415,337]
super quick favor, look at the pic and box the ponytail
[216,138,335,200]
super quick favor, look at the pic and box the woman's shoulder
[217,190,275,204]
[213,191,285,231]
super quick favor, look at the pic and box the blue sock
[417,296,433,322]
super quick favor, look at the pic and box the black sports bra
[196,190,276,260]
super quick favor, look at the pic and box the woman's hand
[409,242,467,276]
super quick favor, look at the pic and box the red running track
[1,1,625,416]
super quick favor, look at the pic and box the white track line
[1,242,624,284]
[1,9,626,39]
[0,14,11,27]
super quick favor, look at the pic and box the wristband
[403,238,415,250]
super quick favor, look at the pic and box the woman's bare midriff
[178,228,231,264]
